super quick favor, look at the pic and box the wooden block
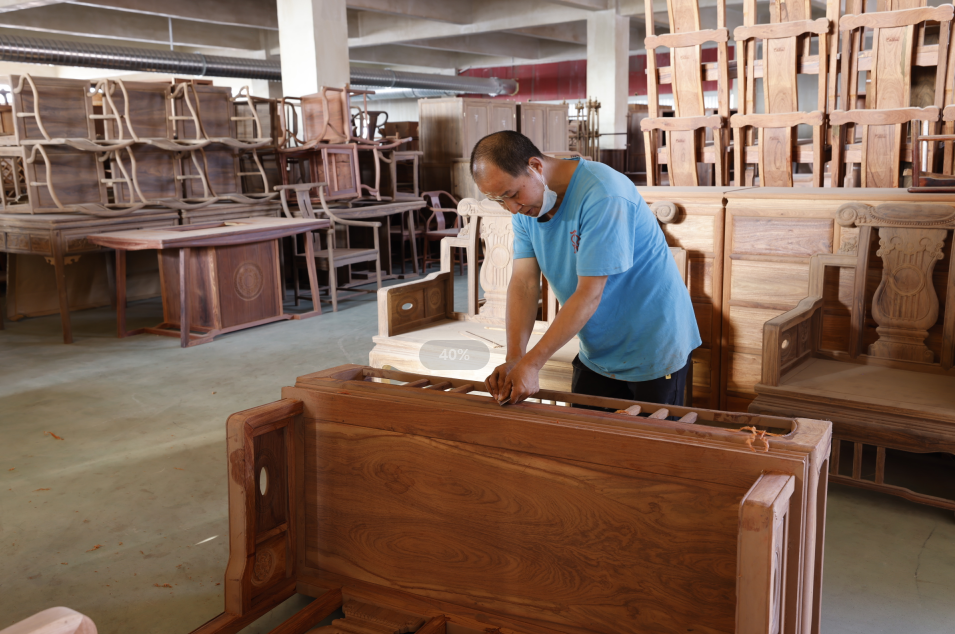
[732,218,833,257]
[730,260,811,307]
[728,306,787,351]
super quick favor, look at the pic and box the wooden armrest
[645,27,729,50]
[761,297,823,385]
[641,115,723,132]
[737,474,796,634]
[734,17,829,41]
[840,4,954,31]
[730,111,824,128]
[830,106,939,126]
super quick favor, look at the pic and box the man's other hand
[502,357,541,405]
[485,358,520,402]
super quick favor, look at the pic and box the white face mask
[534,166,557,216]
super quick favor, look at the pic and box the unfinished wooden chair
[831,3,953,187]
[278,182,382,312]
[642,0,732,186]
[420,190,466,275]
[731,2,830,187]
[753,201,955,513]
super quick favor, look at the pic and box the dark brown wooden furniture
[88,217,327,347]
[420,190,464,275]
[752,201,955,512]
[190,363,830,634]
[0,209,179,343]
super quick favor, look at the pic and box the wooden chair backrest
[218,364,829,634]
[98,79,173,142]
[731,2,830,187]
[836,201,955,369]
[175,82,235,140]
[302,87,350,144]
[9,75,94,143]
[836,3,952,187]
[423,190,461,232]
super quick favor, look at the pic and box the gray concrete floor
[1,274,954,634]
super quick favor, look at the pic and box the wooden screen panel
[159,247,217,329]
[109,82,169,140]
[305,419,744,634]
[123,146,178,202]
[732,218,834,257]
[730,260,811,306]
[216,241,282,329]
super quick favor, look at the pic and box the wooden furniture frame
[752,201,955,512]
[731,16,830,187]
[88,217,326,347]
[0,209,179,343]
[642,0,733,187]
[420,190,465,275]
[832,3,953,187]
[190,363,830,634]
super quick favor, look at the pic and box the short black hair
[470,130,544,178]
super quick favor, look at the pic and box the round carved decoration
[234,262,264,301]
[887,264,925,297]
[488,245,510,269]
[251,549,275,586]
[428,287,442,309]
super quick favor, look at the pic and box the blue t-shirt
[512,159,701,382]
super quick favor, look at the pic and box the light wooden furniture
[721,187,955,410]
[832,3,953,187]
[517,102,569,152]
[190,363,830,634]
[751,201,955,513]
[0,209,179,343]
[418,97,517,194]
[731,9,830,187]
[0,607,96,634]
[88,217,326,347]
[278,183,382,313]
[642,0,733,187]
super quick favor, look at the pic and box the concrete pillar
[276,0,349,97]
[586,10,629,151]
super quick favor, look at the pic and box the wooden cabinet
[518,102,569,152]
[418,97,517,195]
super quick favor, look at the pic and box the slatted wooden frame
[731,16,830,187]
[643,0,733,187]
[190,363,830,634]
[832,3,954,187]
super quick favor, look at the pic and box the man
[472,130,700,407]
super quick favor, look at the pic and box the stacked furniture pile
[642,0,955,189]
[0,75,281,343]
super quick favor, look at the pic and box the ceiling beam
[349,0,593,47]
[401,32,581,60]
[0,3,266,50]
[67,0,277,30]
[542,0,610,9]
[346,0,473,25]
[0,0,65,11]
[506,20,586,44]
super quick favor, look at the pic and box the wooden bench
[751,201,955,512]
[191,363,831,634]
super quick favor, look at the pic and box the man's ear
[527,156,544,173]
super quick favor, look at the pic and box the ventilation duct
[0,34,518,96]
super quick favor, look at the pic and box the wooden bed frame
[191,364,831,634]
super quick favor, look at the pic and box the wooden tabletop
[87,216,330,250]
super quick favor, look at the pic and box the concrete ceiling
[0,0,828,74]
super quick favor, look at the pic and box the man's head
[470,131,548,217]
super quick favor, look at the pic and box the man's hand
[502,356,541,404]
[485,358,520,401]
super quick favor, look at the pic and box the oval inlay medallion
[234,262,264,301]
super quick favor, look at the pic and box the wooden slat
[264,588,343,634]
[875,447,886,485]
[645,27,729,49]
[852,442,863,480]
[840,5,954,31]
[734,17,829,41]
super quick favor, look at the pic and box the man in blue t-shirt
[471,131,701,408]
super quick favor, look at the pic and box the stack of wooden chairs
[642,0,955,189]
[0,74,279,216]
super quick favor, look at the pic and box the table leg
[303,232,322,316]
[179,247,190,348]
[0,253,5,330]
[51,232,73,344]
[407,209,420,276]
[116,249,128,338]
[382,217,393,277]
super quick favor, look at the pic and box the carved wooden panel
[30,236,51,254]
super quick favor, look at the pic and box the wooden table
[0,210,180,343]
[89,217,329,347]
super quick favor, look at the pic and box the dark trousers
[571,353,692,413]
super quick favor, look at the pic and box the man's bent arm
[505,257,543,360]
[523,275,606,370]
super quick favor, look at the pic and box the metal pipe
[0,34,518,96]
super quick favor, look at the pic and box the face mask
[534,166,557,216]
